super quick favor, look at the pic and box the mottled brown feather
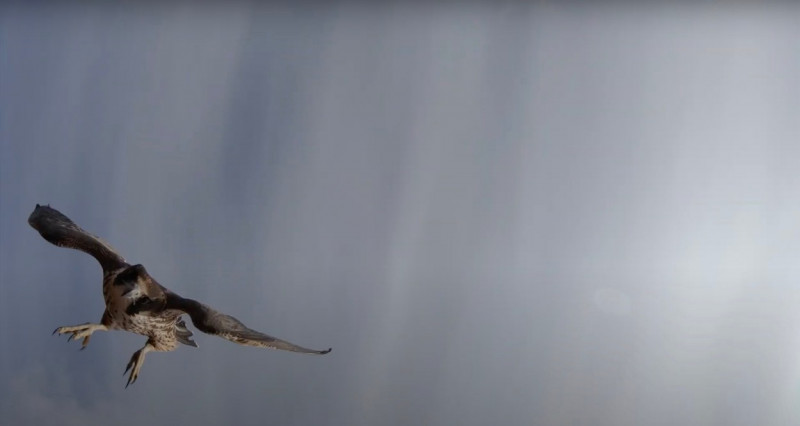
[28,204,127,272]
[29,204,331,363]
[165,293,331,354]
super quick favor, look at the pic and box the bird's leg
[53,323,108,350]
[124,341,155,388]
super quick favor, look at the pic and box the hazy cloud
[2,3,799,425]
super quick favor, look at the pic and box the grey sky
[1,3,799,425]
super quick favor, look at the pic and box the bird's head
[115,264,165,315]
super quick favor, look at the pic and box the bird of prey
[28,204,331,387]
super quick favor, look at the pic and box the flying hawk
[28,204,331,387]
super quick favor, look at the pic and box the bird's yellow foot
[53,323,107,350]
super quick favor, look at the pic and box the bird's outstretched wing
[165,292,331,354]
[28,204,127,272]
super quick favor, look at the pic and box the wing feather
[28,204,127,272]
[165,293,331,354]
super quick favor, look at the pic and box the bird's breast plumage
[102,269,182,351]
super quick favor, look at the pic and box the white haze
[1,3,799,425]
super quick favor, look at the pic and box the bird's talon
[125,367,138,388]
[51,323,106,350]
[122,347,148,387]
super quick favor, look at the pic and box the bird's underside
[29,204,331,387]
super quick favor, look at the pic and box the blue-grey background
[1,3,799,425]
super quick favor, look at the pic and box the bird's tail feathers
[175,318,197,348]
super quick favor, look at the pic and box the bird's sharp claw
[52,324,104,350]
[125,366,139,388]
[124,350,142,387]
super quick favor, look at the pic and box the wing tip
[28,203,63,232]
